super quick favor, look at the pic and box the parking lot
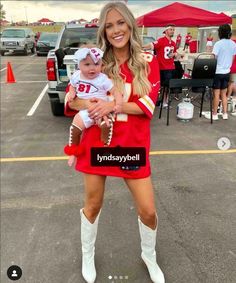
[1,53,236,283]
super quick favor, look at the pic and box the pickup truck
[0,28,35,56]
[46,24,97,116]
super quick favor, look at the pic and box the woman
[206,33,213,52]
[204,24,236,121]
[65,2,165,283]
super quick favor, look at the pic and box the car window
[59,28,97,48]
[39,33,58,43]
[2,29,26,38]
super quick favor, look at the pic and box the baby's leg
[65,113,85,167]
[100,114,114,146]
[69,114,85,145]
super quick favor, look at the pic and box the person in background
[227,30,236,98]
[183,32,192,52]
[143,24,177,107]
[206,33,214,52]
[35,31,41,43]
[65,2,165,283]
[204,24,236,120]
[227,51,236,98]
[176,33,182,49]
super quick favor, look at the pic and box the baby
[64,47,122,166]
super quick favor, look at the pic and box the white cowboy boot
[80,208,101,283]
[138,216,165,283]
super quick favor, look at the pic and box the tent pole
[142,25,144,36]
[197,28,199,53]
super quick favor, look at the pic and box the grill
[191,58,217,79]
[4,41,17,46]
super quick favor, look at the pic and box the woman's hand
[88,98,115,119]
[68,97,95,111]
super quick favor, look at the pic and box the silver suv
[0,28,35,56]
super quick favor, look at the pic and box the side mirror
[26,35,30,38]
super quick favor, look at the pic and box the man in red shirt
[176,33,182,49]
[143,24,177,107]
[183,32,192,51]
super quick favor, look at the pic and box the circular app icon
[7,265,22,281]
[217,137,231,150]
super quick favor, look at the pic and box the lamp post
[24,6,28,25]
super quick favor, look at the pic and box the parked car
[141,35,155,46]
[46,24,97,116]
[36,32,58,56]
[140,35,155,54]
[0,28,35,56]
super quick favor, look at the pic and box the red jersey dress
[65,53,160,179]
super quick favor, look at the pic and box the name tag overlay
[91,147,146,167]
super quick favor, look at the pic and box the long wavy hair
[97,1,151,97]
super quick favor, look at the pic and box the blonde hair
[97,1,151,97]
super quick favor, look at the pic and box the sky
[2,0,236,23]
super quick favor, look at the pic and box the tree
[0,4,6,20]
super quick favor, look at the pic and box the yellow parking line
[0,149,236,163]
[0,156,68,162]
[150,149,236,155]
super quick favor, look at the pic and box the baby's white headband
[74,47,104,64]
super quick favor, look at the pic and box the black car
[36,32,58,56]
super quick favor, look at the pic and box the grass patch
[1,25,64,33]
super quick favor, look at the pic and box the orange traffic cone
[6,62,16,83]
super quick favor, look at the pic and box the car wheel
[0,51,5,56]
[50,99,65,116]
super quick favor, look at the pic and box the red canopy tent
[136,2,232,27]
[37,18,54,24]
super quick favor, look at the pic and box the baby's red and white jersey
[65,53,160,179]
[153,36,176,70]
[70,70,113,100]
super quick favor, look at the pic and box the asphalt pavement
[1,52,236,283]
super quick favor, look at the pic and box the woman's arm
[88,98,144,119]
[88,99,115,119]
[121,102,144,115]
[68,97,94,111]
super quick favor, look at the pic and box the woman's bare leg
[124,176,157,229]
[83,173,106,222]
[80,173,106,283]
